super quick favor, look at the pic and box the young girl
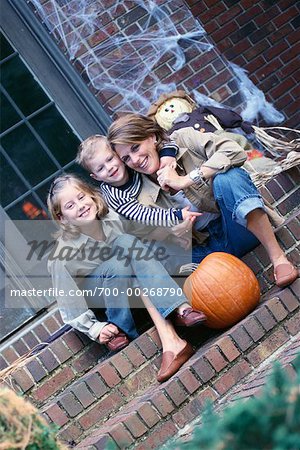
[47,174,205,382]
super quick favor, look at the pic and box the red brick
[278,289,299,312]
[134,420,177,450]
[217,336,240,362]
[230,325,253,351]
[284,311,300,336]
[97,363,121,388]
[26,359,47,382]
[200,3,226,23]
[85,373,109,398]
[119,364,156,398]
[44,316,60,334]
[2,346,19,364]
[59,392,83,418]
[212,21,237,43]
[111,353,134,378]
[33,366,75,402]
[34,324,50,342]
[213,360,252,395]
[150,392,175,417]
[62,332,84,354]
[196,386,219,405]
[38,349,60,372]
[22,331,39,349]
[109,423,135,447]
[267,297,289,321]
[243,316,265,342]
[192,356,215,382]
[135,334,158,358]
[58,423,83,445]
[236,5,263,26]
[273,7,299,28]
[216,4,242,25]
[72,382,95,407]
[44,403,69,427]
[12,367,35,392]
[148,328,162,350]
[204,347,228,372]
[79,392,123,429]
[178,368,201,394]
[122,413,147,438]
[290,278,300,298]
[247,328,290,367]
[163,379,187,407]
[13,340,29,357]
[172,397,203,428]
[123,344,146,367]
[137,402,160,428]
[254,305,277,331]
[72,345,103,373]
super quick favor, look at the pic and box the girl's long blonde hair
[107,113,170,152]
[47,174,108,240]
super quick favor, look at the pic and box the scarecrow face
[155,97,193,130]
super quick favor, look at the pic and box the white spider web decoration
[28,0,284,122]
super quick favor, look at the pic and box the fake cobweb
[28,0,284,123]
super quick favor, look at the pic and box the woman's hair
[47,173,108,240]
[107,113,170,152]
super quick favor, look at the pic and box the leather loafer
[106,332,129,352]
[173,307,206,327]
[157,342,194,383]
[274,263,298,288]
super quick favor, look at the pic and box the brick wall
[185,0,300,128]
[27,0,299,126]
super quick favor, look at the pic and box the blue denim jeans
[82,234,187,339]
[192,168,262,264]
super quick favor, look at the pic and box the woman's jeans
[192,168,263,264]
[82,234,187,339]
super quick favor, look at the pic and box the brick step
[0,166,298,370]
[171,329,300,447]
[4,195,297,411]
[73,279,299,449]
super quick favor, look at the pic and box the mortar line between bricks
[162,331,300,447]
[52,351,163,439]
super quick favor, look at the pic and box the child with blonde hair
[47,174,206,382]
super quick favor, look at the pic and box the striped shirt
[100,170,183,227]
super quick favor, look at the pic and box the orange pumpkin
[183,252,260,329]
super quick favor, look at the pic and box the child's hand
[99,323,119,344]
[171,215,196,238]
[181,206,202,221]
[159,156,177,170]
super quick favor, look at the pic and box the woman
[107,114,298,288]
[47,174,206,382]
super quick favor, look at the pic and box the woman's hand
[159,156,177,170]
[157,167,192,191]
[99,323,119,344]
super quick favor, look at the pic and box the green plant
[0,388,66,450]
[170,355,300,450]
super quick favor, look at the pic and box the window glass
[1,55,50,116]
[0,34,14,61]
[1,124,58,186]
[0,153,28,206]
[0,92,21,132]
[30,105,79,166]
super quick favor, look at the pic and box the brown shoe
[157,342,194,383]
[173,307,206,327]
[274,263,298,288]
[106,332,129,352]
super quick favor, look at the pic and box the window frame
[0,0,112,139]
